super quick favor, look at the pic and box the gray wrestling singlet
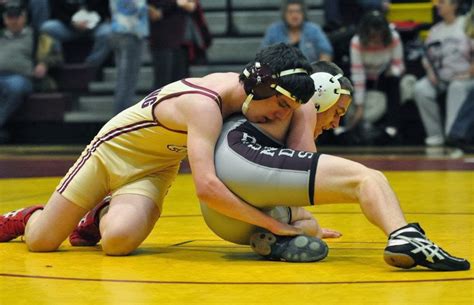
[200,115,321,244]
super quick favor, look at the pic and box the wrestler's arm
[184,100,303,236]
[256,103,317,150]
[259,103,341,237]
[285,103,318,151]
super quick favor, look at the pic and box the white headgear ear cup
[310,72,343,113]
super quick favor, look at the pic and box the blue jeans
[448,86,474,142]
[40,20,112,66]
[109,33,144,113]
[28,0,50,31]
[0,74,33,127]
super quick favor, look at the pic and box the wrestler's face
[245,94,300,124]
[314,95,352,138]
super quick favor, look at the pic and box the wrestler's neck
[220,76,249,118]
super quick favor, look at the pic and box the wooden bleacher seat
[51,64,98,92]
[11,92,73,122]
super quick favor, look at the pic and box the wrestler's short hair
[311,61,344,76]
[338,76,354,96]
[239,43,314,104]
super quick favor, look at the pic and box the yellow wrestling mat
[0,172,473,305]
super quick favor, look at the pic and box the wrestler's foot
[0,206,43,242]
[384,223,470,271]
[250,231,328,262]
[69,196,111,246]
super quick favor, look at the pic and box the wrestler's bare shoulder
[186,72,240,94]
[153,72,242,130]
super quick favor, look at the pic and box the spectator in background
[108,0,148,113]
[39,0,111,67]
[0,0,50,31]
[148,0,211,89]
[347,10,404,144]
[261,0,333,63]
[0,1,58,143]
[324,0,389,31]
[413,0,473,147]
[446,4,474,150]
[323,0,390,77]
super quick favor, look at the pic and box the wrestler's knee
[358,167,389,192]
[25,231,61,252]
[101,226,141,256]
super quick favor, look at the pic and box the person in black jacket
[148,0,211,88]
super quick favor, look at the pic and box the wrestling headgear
[241,62,309,114]
[310,72,351,113]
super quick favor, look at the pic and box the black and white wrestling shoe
[250,231,328,262]
[384,223,470,271]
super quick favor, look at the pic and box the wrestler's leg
[25,191,88,252]
[289,207,342,238]
[313,154,407,236]
[100,194,161,256]
[289,207,320,237]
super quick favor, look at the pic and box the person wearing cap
[198,60,470,270]
[0,43,316,256]
[0,1,54,143]
[0,0,50,32]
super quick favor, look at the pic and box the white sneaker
[425,135,444,146]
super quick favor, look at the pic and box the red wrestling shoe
[0,206,43,242]
[69,196,111,246]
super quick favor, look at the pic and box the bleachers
[7,0,435,144]
[59,1,328,127]
[205,10,325,37]
[11,92,73,123]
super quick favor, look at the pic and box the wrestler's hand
[321,228,342,238]
[268,222,303,236]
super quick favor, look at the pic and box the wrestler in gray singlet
[200,115,322,244]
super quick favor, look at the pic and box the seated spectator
[148,0,211,89]
[108,0,148,113]
[261,0,333,63]
[324,0,389,32]
[446,5,474,150]
[40,0,111,67]
[323,0,394,77]
[0,2,58,143]
[447,85,474,149]
[0,0,49,31]
[413,0,473,146]
[347,10,405,144]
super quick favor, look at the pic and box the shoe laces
[397,235,444,262]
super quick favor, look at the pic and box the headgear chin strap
[241,62,308,114]
[310,72,351,113]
